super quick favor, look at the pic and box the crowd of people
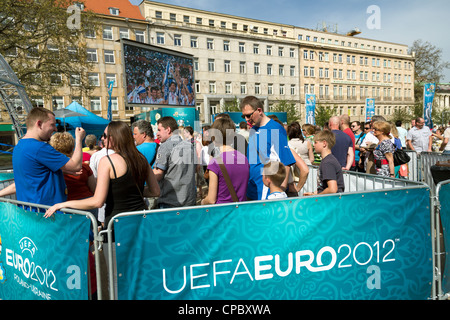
[1,97,449,298]
[3,99,450,217]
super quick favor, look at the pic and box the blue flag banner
[423,83,435,129]
[113,187,432,300]
[107,80,114,122]
[305,94,316,125]
[365,98,375,123]
[0,203,90,300]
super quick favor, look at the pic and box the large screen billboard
[121,39,195,108]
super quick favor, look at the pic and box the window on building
[225,82,232,94]
[156,32,165,44]
[174,34,182,46]
[209,82,216,94]
[110,97,118,111]
[255,83,261,95]
[70,74,81,86]
[190,37,198,48]
[90,97,101,111]
[223,40,230,51]
[240,61,246,74]
[88,73,100,86]
[290,66,295,77]
[86,49,97,62]
[208,59,215,72]
[103,26,113,40]
[104,50,115,64]
[254,63,260,74]
[50,73,62,85]
[119,28,129,39]
[224,60,231,73]
[109,8,119,15]
[240,83,247,94]
[52,96,64,110]
[239,42,245,53]
[207,38,214,50]
[106,74,117,87]
[135,30,145,43]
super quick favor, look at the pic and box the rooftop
[82,0,145,20]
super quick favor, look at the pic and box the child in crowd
[262,161,288,200]
[304,130,345,196]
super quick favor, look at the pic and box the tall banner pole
[365,98,375,123]
[107,80,114,122]
[305,94,316,125]
[423,83,435,129]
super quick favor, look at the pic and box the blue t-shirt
[13,138,69,206]
[137,142,158,167]
[331,130,353,168]
[247,119,295,200]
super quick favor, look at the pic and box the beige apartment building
[19,0,415,125]
[138,1,415,123]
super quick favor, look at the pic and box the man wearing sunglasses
[240,96,295,200]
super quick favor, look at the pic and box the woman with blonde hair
[372,121,395,177]
[50,132,96,202]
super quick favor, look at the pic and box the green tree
[271,99,301,124]
[409,40,450,124]
[222,97,240,112]
[315,104,337,127]
[389,107,412,124]
[410,40,450,84]
[0,0,100,99]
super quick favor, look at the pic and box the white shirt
[266,191,288,200]
[443,128,450,151]
[397,126,408,148]
[406,126,432,153]
[89,148,115,178]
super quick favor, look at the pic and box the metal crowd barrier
[299,164,422,195]
[102,170,431,300]
[433,179,450,300]
[0,197,103,300]
[0,178,15,200]
[1,164,446,300]
[419,152,450,196]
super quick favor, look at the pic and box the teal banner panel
[114,187,432,300]
[438,182,450,293]
[0,202,90,300]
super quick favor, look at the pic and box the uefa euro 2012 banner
[0,202,91,300]
[114,187,432,300]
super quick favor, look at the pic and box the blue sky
[130,0,450,83]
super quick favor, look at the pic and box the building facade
[138,1,415,123]
[18,0,416,125]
